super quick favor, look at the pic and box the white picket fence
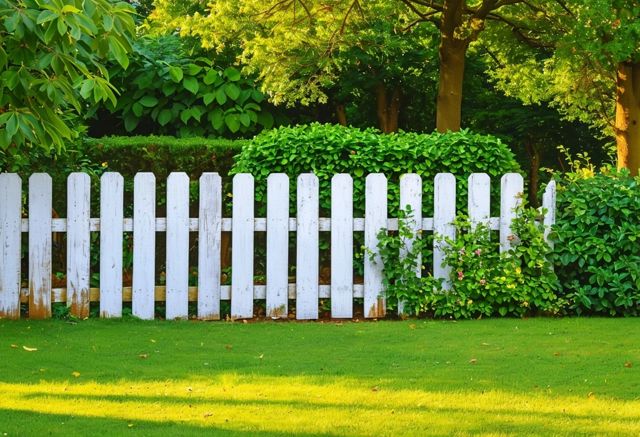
[0,172,556,321]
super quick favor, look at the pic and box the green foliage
[377,207,561,319]
[552,170,640,316]
[88,35,274,137]
[0,0,135,152]
[231,123,521,215]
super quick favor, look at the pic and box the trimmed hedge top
[232,123,522,215]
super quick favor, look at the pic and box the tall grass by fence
[0,172,556,320]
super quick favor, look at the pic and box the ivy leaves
[96,35,274,137]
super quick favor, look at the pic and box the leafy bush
[377,207,562,318]
[231,123,522,215]
[552,170,640,316]
[87,35,275,137]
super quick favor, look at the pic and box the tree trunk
[525,140,540,207]
[615,61,640,175]
[375,83,401,133]
[335,104,347,126]
[436,0,467,133]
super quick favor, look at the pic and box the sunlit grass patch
[0,318,638,435]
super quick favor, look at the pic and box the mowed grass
[1,318,639,436]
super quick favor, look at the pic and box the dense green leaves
[552,170,640,315]
[231,123,522,216]
[0,0,135,152]
[87,35,275,137]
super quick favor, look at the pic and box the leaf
[71,371,81,377]
[183,76,199,95]
[225,114,241,133]
[203,69,219,85]
[132,102,143,117]
[157,109,172,126]
[224,67,241,81]
[203,92,215,106]
[215,88,228,105]
[22,346,38,352]
[139,96,158,108]
[224,83,241,100]
[168,66,183,83]
[37,10,58,25]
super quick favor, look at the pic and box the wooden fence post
[331,174,353,318]
[198,172,222,320]
[399,174,422,314]
[133,173,156,320]
[296,174,319,320]
[29,174,52,319]
[500,173,524,253]
[67,173,91,318]
[100,172,124,318]
[364,174,387,318]
[0,174,22,319]
[433,173,456,291]
[266,173,289,318]
[166,173,190,320]
[231,174,254,319]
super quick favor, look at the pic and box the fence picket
[133,173,156,320]
[331,174,353,318]
[434,173,456,291]
[232,174,254,319]
[399,174,422,314]
[28,174,52,319]
[364,174,387,318]
[0,174,21,319]
[266,174,289,318]
[100,173,124,318]
[67,173,91,318]
[500,173,524,252]
[198,173,222,320]
[297,174,319,320]
[468,173,490,231]
[166,173,190,320]
[542,180,556,248]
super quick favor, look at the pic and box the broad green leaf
[183,76,199,95]
[158,109,172,126]
[224,67,241,81]
[168,66,183,83]
[139,96,159,107]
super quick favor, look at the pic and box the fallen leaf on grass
[71,371,81,378]
[409,324,416,330]
[624,361,633,368]
[10,344,18,349]
[469,358,477,364]
[139,354,149,359]
[22,346,37,352]
[587,392,595,398]
[224,344,233,351]
[203,412,213,418]
[371,386,379,392]
[553,352,561,356]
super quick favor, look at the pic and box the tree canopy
[0,0,135,152]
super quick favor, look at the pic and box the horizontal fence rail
[0,172,556,321]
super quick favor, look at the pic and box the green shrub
[231,123,522,215]
[87,35,276,137]
[552,170,640,316]
[377,207,562,318]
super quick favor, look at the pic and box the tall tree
[485,1,640,174]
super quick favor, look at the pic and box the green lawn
[1,318,639,436]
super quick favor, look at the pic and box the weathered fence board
[231,174,254,319]
[364,174,387,318]
[133,173,156,320]
[0,174,21,319]
[331,174,353,318]
[198,173,222,320]
[29,174,52,319]
[399,174,422,314]
[166,173,190,320]
[434,173,456,291]
[100,172,124,318]
[500,173,524,252]
[266,173,289,318]
[542,180,556,247]
[296,174,319,320]
[468,173,491,232]
[67,173,91,318]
